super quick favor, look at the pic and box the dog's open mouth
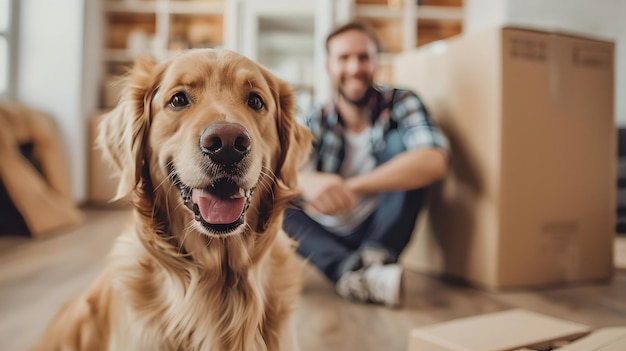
[172,172,253,234]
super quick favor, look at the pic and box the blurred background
[0,0,624,206]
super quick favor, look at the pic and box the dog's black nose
[200,122,251,165]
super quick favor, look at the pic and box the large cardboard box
[408,309,626,351]
[395,27,615,290]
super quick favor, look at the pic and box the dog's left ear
[274,79,313,194]
[256,74,312,232]
[97,56,165,201]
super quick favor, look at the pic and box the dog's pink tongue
[191,189,246,224]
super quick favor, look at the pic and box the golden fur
[30,49,312,351]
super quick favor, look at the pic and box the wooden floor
[1,208,626,351]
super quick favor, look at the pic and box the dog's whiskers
[154,170,175,192]
[260,165,277,178]
[256,179,272,196]
[172,201,185,212]
[258,169,277,194]
[162,183,174,225]
[260,167,278,186]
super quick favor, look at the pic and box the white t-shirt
[306,127,379,235]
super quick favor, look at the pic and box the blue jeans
[284,188,425,282]
[283,129,426,282]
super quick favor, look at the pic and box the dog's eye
[169,92,190,110]
[247,93,265,111]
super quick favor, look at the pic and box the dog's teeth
[193,204,202,221]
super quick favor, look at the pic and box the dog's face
[99,49,311,238]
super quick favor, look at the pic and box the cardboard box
[559,327,626,351]
[408,309,626,351]
[408,309,590,351]
[395,27,616,290]
[87,111,127,207]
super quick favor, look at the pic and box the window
[0,0,14,96]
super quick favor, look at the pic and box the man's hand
[298,172,356,215]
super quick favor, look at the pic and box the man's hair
[325,21,382,54]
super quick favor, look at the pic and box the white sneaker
[362,264,403,307]
[335,264,403,307]
[336,270,368,302]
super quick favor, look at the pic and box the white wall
[465,0,626,125]
[617,1,626,127]
[16,0,94,202]
[505,0,619,38]
[464,0,507,35]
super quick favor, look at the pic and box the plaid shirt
[303,85,449,173]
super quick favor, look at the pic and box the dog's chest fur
[100,230,297,351]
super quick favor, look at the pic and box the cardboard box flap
[501,26,614,44]
[559,327,626,351]
[409,309,591,351]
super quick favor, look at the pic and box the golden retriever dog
[30,49,311,351]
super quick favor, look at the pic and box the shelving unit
[353,0,464,84]
[100,0,228,108]
[96,0,463,107]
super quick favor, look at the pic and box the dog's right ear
[97,56,164,200]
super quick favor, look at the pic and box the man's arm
[346,147,448,195]
[344,88,450,195]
